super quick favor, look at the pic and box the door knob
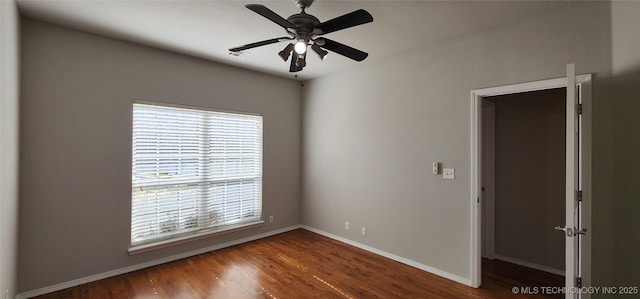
[575,228,588,235]
[554,225,573,236]
[555,226,587,236]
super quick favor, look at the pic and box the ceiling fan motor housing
[287,13,320,41]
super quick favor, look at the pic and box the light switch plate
[443,168,455,179]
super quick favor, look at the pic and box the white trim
[301,225,472,286]
[578,74,593,299]
[494,254,565,276]
[16,225,301,299]
[133,99,263,117]
[470,74,592,290]
[129,220,265,254]
[566,64,578,294]
[470,90,482,287]
[471,76,589,99]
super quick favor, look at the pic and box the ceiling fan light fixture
[279,43,294,61]
[311,43,328,60]
[294,39,307,54]
[296,54,306,67]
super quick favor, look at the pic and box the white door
[471,69,592,292]
[557,63,589,298]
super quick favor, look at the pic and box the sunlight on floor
[213,263,278,298]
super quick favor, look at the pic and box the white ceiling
[16,0,572,81]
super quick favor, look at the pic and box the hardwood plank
[34,229,564,298]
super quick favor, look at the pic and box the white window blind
[131,102,262,246]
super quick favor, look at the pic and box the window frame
[129,100,264,254]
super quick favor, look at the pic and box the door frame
[469,74,592,291]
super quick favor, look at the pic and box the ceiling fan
[229,0,373,72]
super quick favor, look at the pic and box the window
[131,102,262,249]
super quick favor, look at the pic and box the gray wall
[492,89,565,271]
[301,1,612,282]
[609,0,640,287]
[587,1,640,290]
[1,1,20,298]
[18,19,301,292]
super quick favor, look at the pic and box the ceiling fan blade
[314,9,373,35]
[317,38,368,61]
[229,37,292,52]
[246,4,296,30]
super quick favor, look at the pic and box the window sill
[128,220,265,255]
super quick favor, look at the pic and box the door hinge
[577,190,582,202]
[577,104,583,115]
[576,277,582,288]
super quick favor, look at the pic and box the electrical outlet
[361,226,367,236]
[432,162,440,174]
[345,221,350,230]
[443,168,455,179]
[269,215,274,223]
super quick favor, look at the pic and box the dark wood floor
[36,229,563,298]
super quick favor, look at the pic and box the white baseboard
[17,225,302,299]
[300,225,472,286]
[493,254,565,276]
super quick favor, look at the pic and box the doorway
[482,88,566,288]
[469,72,592,298]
